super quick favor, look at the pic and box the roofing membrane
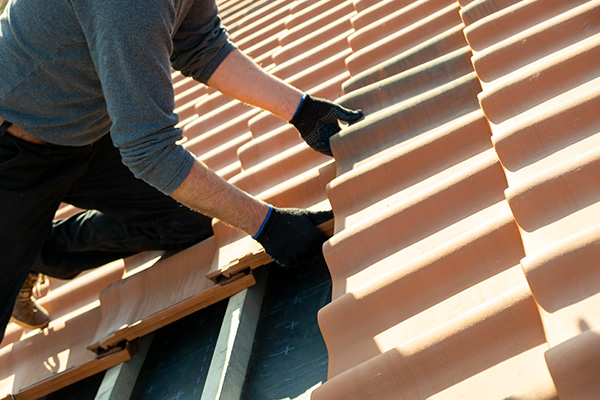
[1,0,599,398]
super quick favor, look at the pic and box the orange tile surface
[465,1,600,398]
[0,261,130,399]
[313,0,599,399]
[2,0,599,398]
[88,238,255,354]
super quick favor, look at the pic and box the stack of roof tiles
[1,0,598,399]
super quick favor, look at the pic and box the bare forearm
[170,159,269,236]
[169,51,300,235]
[207,48,303,121]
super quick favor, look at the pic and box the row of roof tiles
[1,0,599,398]
[315,0,600,399]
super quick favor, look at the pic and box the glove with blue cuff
[253,206,333,268]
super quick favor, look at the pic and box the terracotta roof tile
[279,2,356,47]
[272,14,354,65]
[464,2,600,395]
[229,0,293,44]
[459,0,519,26]
[314,284,557,399]
[0,304,131,400]
[88,238,255,354]
[313,0,599,398]
[344,24,468,92]
[346,3,462,75]
[349,0,453,50]
[469,1,599,83]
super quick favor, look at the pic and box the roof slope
[313,0,600,399]
[1,0,599,398]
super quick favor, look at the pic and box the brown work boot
[11,273,50,330]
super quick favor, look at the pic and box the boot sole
[10,316,49,330]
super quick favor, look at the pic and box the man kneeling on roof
[0,0,362,340]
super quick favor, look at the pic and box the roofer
[0,0,362,341]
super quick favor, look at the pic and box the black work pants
[0,129,213,342]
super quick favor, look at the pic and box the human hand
[253,206,333,268]
[290,94,363,156]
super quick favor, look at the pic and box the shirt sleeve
[171,0,237,83]
[71,0,195,194]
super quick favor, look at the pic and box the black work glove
[253,206,333,268]
[290,94,364,156]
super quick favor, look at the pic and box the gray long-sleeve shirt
[0,0,236,194]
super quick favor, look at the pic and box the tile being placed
[333,72,482,173]
[464,0,600,397]
[208,0,358,279]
